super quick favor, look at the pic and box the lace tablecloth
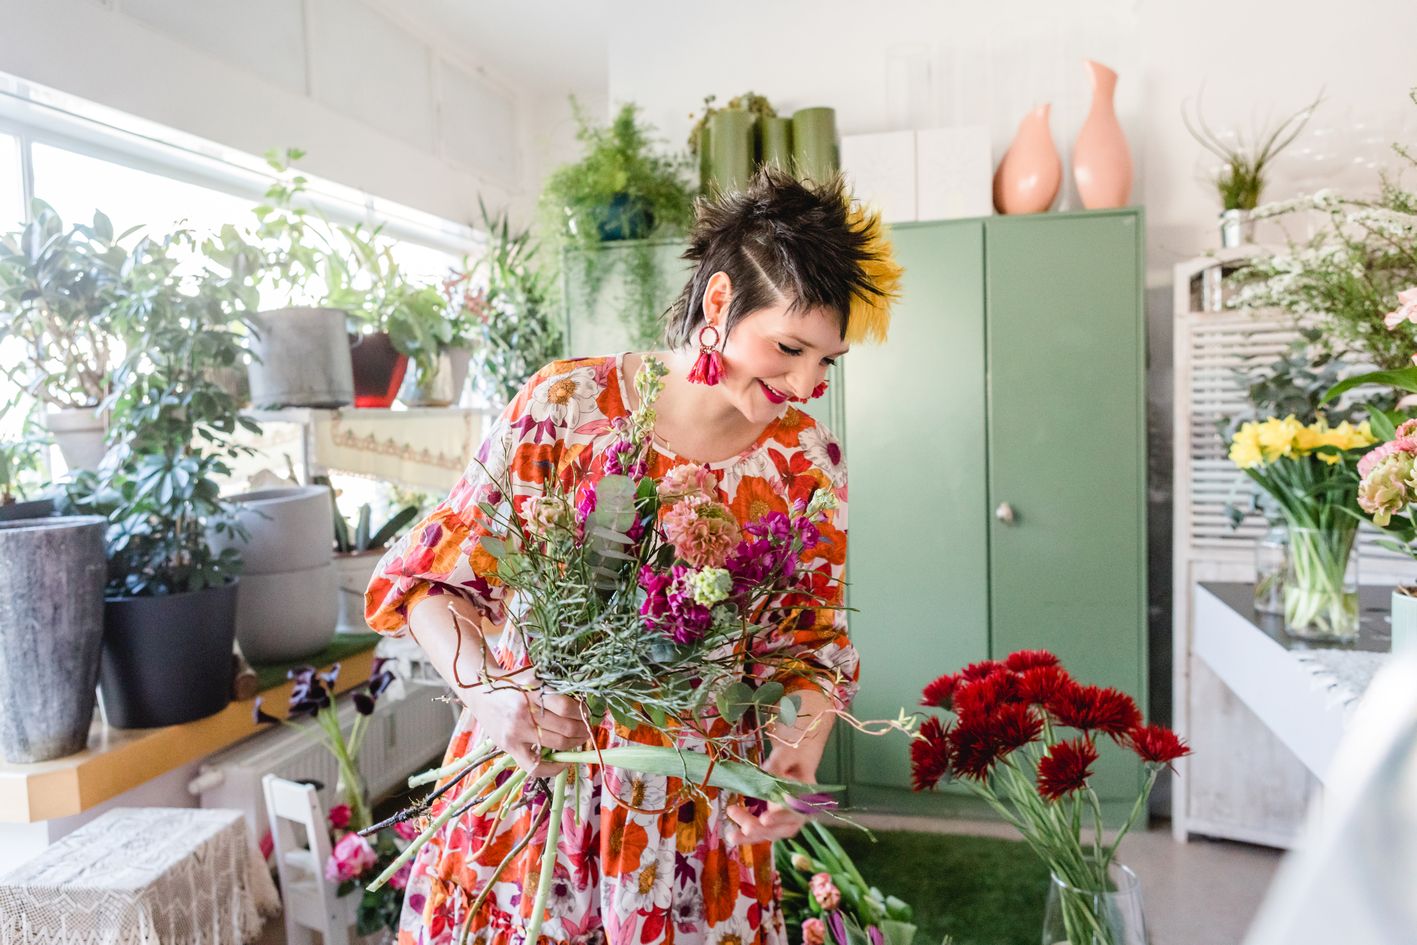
[0,807,279,945]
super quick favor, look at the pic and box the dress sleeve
[752,453,859,710]
[363,366,565,636]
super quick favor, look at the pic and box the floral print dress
[366,354,858,945]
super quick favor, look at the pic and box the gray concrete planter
[247,307,355,408]
[212,485,334,575]
[235,562,338,663]
[400,347,472,407]
[0,515,107,761]
[333,549,385,632]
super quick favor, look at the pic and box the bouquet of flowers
[1227,414,1376,637]
[368,357,867,945]
[777,820,926,945]
[254,661,415,936]
[909,651,1189,945]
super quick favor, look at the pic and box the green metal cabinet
[842,209,1147,811]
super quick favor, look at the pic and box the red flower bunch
[911,650,1188,799]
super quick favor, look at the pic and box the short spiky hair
[663,167,901,348]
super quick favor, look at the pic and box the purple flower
[286,665,334,719]
[784,792,839,816]
[575,484,597,527]
[638,564,712,644]
[827,911,848,945]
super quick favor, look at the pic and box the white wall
[0,0,581,228]
[606,0,1417,282]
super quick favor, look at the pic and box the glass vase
[1254,523,1288,615]
[1043,861,1148,945]
[1282,525,1360,641]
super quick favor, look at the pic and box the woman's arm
[409,594,591,777]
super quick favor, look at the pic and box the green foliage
[0,398,47,504]
[0,200,135,408]
[1181,89,1321,211]
[62,229,258,597]
[454,200,563,407]
[686,90,779,156]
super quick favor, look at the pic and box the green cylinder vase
[791,107,839,184]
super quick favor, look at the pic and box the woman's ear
[702,270,733,328]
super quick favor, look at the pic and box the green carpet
[831,829,1051,945]
[251,631,382,691]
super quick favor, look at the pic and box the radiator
[191,682,456,836]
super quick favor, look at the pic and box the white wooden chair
[262,774,353,945]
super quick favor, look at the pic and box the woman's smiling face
[698,270,849,426]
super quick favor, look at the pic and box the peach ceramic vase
[1072,59,1132,208]
[992,104,1061,214]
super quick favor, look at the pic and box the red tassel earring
[687,324,725,385]
[810,380,829,400]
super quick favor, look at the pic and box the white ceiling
[371,0,609,97]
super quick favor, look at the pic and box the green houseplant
[64,227,261,728]
[540,100,695,348]
[0,201,129,470]
[451,199,563,407]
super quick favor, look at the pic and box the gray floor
[256,818,1283,945]
[855,814,1283,945]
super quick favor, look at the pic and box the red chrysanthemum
[953,670,1021,721]
[987,702,1043,753]
[1049,683,1141,739]
[1036,737,1099,801]
[959,659,1005,682]
[1017,665,1073,706]
[1127,723,1191,769]
[921,673,958,710]
[910,716,953,791]
[948,718,1006,780]
[1005,649,1060,672]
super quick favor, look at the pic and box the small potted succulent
[323,480,418,633]
[64,227,260,728]
[0,201,127,471]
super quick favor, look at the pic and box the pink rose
[802,917,827,945]
[1384,287,1417,330]
[810,872,841,911]
[658,463,718,503]
[326,804,351,830]
[394,819,420,842]
[325,831,377,884]
[661,495,741,568]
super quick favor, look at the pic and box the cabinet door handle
[995,502,1016,525]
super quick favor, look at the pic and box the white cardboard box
[916,125,993,221]
[840,130,918,223]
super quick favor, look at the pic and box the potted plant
[329,495,418,634]
[63,228,260,729]
[540,100,695,346]
[0,398,57,521]
[449,200,563,409]
[207,148,356,409]
[1181,89,1320,248]
[0,201,127,471]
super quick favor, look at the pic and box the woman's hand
[464,665,594,777]
[725,746,815,844]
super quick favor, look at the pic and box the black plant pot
[596,193,655,241]
[0,495,57,522]
[98,580,239,729]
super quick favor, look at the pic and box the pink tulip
[810,872,842,911]
[802,917,827,945]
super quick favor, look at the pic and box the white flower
[528,368,600,425]
[615,855,673,913]
[688,567,732,606]
[708,914,756,945]
[606,769,668,813]
[799,426,847,487]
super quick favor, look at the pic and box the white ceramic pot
[1392,588,1417,655]
[213,486,334,575]
[44,406,105,472]
[400,348,471,407]
[234,562,338,663]
[333,550,385,633]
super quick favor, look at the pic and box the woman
[366,168,902,945]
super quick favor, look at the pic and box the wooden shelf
[0,646,378,824]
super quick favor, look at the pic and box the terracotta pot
[992,104,1061,215]
[1072,59,1132,209]
[349,332,409,408]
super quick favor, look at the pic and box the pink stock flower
[661,494,741,568]
[326,803,351,830]
[1357,419,1417,479]
[802,917,827,945]
[810,872,842,911]
[393,819,420,842]
[1383,287,1417,330]
[658,463,718,503]
[325,831,377,883]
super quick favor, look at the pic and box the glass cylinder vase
[1283,525,1360,642]
[1254,523,1288,615]
[1043,861,1147,945]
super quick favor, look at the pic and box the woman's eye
[778,343,803,356]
